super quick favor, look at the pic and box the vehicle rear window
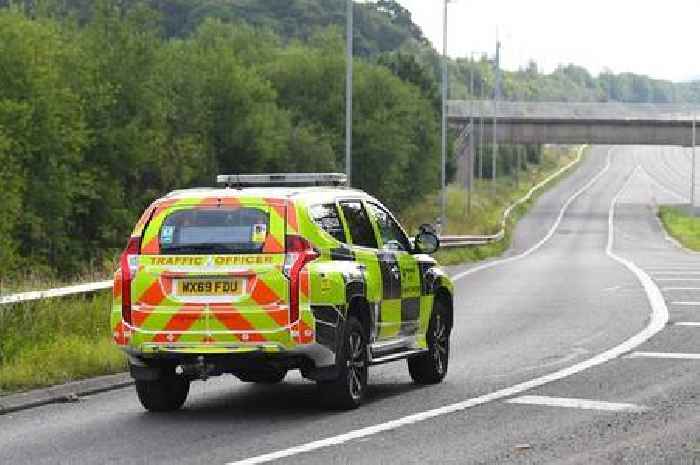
[158,208,270,254]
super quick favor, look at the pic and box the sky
[394,0,700,82]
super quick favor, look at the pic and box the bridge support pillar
[456,133,474,190]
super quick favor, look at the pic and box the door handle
[390,266,401,280]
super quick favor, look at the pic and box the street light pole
[692,113,697,213]
[345,0,353,187]
[468,52,475,215]
[440,0,449,232]
[492,40,501,184]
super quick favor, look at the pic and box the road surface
[1,146,698,465]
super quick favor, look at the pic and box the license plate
[177,279,243,297]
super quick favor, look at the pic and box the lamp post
[692,113,696,213]
[440,0,450,233]
[345,0,353,187]
[492,40,501,184]
[468,52,475,215]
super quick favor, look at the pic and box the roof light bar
[216,173,348,188]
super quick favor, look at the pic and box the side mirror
[414,230,440,255]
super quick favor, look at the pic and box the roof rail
[216,173,348,188]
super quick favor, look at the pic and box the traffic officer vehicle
[111,173,454,411]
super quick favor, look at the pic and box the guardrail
[0,280,112,306]
[0,146,584,306]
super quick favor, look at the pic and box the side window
[366,202,411,252]
[309,203,346,243]
[339,201,378,249]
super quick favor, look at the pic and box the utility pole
[492,40,501,183]
[468,52,475,215]
[345,0,353,187]
[440,0,449,232]
[479,69,485,181]
[693,114,697,214]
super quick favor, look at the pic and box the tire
[408,299,450,384]
[135,375,190,412]
[236,368,287,384]
[318,315,368,410]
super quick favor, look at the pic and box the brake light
[284,235,319,323]
[120,236,141,325]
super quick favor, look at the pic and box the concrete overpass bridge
[449,101,700,147]
[449,101,700,187]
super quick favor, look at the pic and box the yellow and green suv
[112,173,454,411]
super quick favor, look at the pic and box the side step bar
[369,348,427,366]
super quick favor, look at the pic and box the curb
[0,372,132,415]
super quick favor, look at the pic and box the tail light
[120,236,141,324]
[284,235,319,323]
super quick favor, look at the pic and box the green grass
[659,206,700,251]
[400,146,583,266]
[0,292,126,394]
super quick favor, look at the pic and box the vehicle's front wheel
[408,299,450,384]
[318,315,368,410]
[135,375,190,412]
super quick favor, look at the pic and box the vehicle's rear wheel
[135,374,190,412]
[235,368,287,384]
[408,298,450,384]
[318,315,368,410]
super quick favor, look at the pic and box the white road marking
[225,153,671,465]
[662,287,700,291]
[629,352,700,360]
[674,322,700,327]
[656,278,700,282]
[506,395,647,413]
[650,271,700,276]
[671,301,700,306]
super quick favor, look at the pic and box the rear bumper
[126,341,339,382]
[125,340,335,366]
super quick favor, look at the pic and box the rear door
[130,199,291,348]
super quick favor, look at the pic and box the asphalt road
[1,146,699,465]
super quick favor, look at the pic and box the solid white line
[650,271,700,276]
[506,395,647,413]
[671,301,700,306]
[662,288,700,291]
[674,322,700,327]
[630,352,700,360]
[225,152,670,465]
[656,278,700,282]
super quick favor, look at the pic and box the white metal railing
[0,146,584,306]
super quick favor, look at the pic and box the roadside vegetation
[658,206,700,251]
[0,292,123,393]
[3,1,700,286]
[402,146,580,265]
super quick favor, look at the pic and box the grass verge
[400,146,583,265]
[0,291,126,394]
[658,206,700,251]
